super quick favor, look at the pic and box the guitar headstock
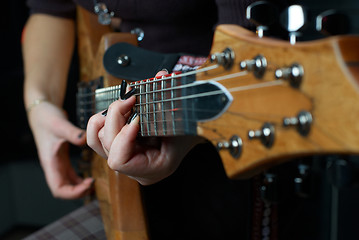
[197,24,359,179]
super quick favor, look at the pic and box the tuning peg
[316,10,350,36]
[294,163,311,198]
[283,111,313,136]
[275,63,304,88]
[246,1,279,38]
[216,135,243,159]
[240,55,267,79]
[280,5,307,44]
[248,122,275,148]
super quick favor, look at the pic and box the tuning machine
[283,111,313,136]
[275,63,304,88]
[248,122,275,148]
[246,1,279,38]
[210,47,235,70]
[216,135,243,159]
[240,55,267,79]
[280,5,307,44]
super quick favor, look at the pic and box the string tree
[246,1,279,38]
[210,47,235,70]
[240,55,267,79]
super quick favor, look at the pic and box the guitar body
[197,25,359,179]
[76,7,148,240]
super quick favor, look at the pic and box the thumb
[54,117,86,146]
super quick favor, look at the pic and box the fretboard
[77,72,232,137]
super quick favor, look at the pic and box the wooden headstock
[197,24,359,179]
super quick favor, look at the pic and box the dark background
[1,0,359,239]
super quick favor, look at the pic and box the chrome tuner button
[275,63,304,88]
[248,122,275,148]
[283,111,312,136]
[280,5,307,44]
[240,55,267,79]
[216,135,242,159]
[210,47,235,70]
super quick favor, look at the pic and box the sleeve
[26,0,77,19]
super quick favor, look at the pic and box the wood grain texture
[197,24,359,179]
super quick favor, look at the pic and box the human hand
[28,101,94,199]
[87,71,204,185]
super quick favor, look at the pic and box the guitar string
[82,68,248,100]
[78,66,286,120]
[136,80,286,125]
[79,64,220,98]
[93,78,284,108]
[80,69,251,108]
[79,78,285,122]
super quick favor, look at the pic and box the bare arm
[23,14,93,199]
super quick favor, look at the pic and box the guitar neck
[77,70,232,137]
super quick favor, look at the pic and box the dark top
[26,0,290,55]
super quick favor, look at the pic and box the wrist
[26,98,48,114]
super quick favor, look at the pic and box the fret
[145,80,151,136]
[153,80,158,136]
[85,73,208,138]
[170,74,176,135]
[94,85,120,113]
[140,80,146,136]
[161,76,167,135]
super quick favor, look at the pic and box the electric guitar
[76,7,359,240]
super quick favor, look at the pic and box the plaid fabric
[24,200,106,240]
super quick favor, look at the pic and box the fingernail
[161,68,169,74]
[78,131,85,138]
[127,110,138,124]
[122,88,137,100]
[120,80,127,100]
[101,109,108,116]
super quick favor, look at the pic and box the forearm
[23,14,75,109]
